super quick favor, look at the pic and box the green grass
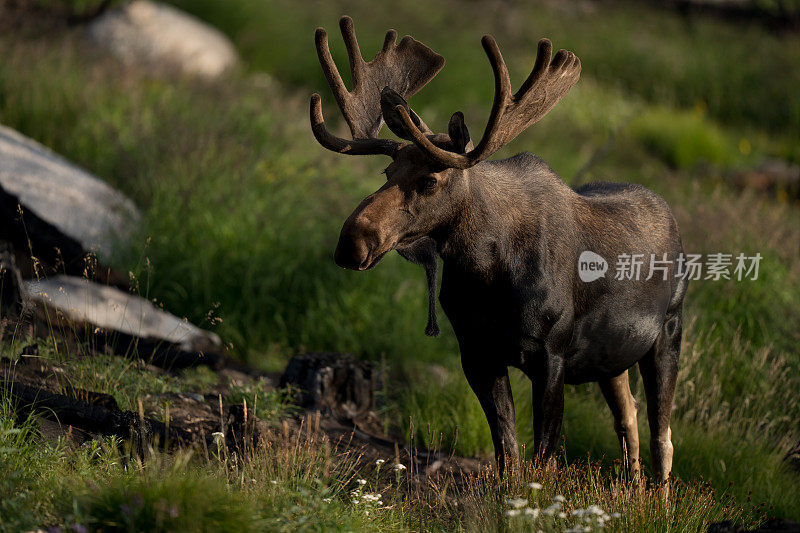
[1,0,800,529]
[0,403,766,532]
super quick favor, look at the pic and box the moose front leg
[462,357,519,476]
[531,355,565,468]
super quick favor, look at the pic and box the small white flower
[611,512,621,519]
[375,459,385,465]
[269,480,278,485]
[505,497,528,509]
[571,509,585,517]
[322,498,332,503]
[393,463,407,472]
[211,431,225,440]
[557,512,567,519]
[357,478,367,486]
[528,482,543,490]
[553,494,566,503]
[524,508,540,518]
[505,509,521,517]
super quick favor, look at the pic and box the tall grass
[0,401,766,531]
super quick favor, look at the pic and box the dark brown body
[420,152,685,476]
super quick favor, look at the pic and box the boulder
[87,0,239,79]
[24,275,223,357]
[0,124,139,266]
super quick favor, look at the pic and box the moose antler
[310,16,445,156]
[395,37,581,169]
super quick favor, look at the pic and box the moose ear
[448,111,471,154]
[381,86,424,141]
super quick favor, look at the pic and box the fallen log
[2,379,199,451]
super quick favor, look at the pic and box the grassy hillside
[1,0,799,529]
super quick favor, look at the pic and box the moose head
[312,16,580,272]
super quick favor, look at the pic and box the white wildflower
[611,512,621,519]
[528,482,543,490]
[553,494,566,503]
[393,463,407,472]
[505,497,528,509]
[322,498,332,503]
[557,512,567,519]
[357,478,367,486]
[375,459,386,465]
[524,508,540,518]
[504,509,521,517]
[211,431,225,441]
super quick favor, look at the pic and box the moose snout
[334,215,381,270]
[334,231,371,270]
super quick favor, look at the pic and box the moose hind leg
[639,309,682,486]
[599,370,640,481]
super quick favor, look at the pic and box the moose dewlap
[310,16,686,487]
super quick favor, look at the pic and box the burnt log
[280,352,376,420]
[2,379,202,451]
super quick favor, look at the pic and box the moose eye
[422,177,438,192]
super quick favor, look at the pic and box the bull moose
[310,16,686,485]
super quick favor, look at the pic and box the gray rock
[87,0,239,79]
[24,275,222,354]
[0,124,139,262]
